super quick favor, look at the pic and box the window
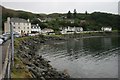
[13,27,15,29]
[18,27,20,29]
[27,27,29,29]
[24,27,25,29]
[27,31,29,33]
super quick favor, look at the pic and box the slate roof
[31,25,41,28]
[10,18,29,23]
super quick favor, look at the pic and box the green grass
[12,37,33,78]
[11,55,32,78]
[44,34,62,37]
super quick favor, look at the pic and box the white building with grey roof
[101,27,112,32]
[31,24,41,33]
[4,17,31,35]
[60,26,83,34]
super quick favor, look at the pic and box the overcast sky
[1,0,120,14]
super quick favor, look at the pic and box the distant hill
[1,5,47,32]
[1,5,120,33]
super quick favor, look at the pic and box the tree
[18,12,35,20]
[31,18,40,24]
[85,11,88,15]
[67,11,72,19]
[73,9,77,18]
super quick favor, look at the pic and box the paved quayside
[0,41,10,79]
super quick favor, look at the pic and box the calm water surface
[38,36,120,78]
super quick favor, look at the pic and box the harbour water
[38,36,120,78]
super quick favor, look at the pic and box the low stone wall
[14,35,70,79]
[62,31,119,39]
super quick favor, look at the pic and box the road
[0,41,10,78]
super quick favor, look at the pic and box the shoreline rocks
[14,35,70,79]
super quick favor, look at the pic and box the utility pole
[10,19,14,67]
[7,18,14,78]
[6,17,14,79]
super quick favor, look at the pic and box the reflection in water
[38,36,120,78]
[103,37,112,49]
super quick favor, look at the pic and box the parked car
[0,35,5,41]
[13,32,21,38]
[0,38,4,45]
[14,34,20,38]
[3,36,8,41]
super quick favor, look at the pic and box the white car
[0,38,4,44]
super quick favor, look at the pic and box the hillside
[1,5,120,33]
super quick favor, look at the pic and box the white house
[60,26,74,34]
[101,27,112,32]
[74,27,83,33]
[41,28,54,35]
[31,24,41,33]
[60,26,83,34]
[4,17,31,35]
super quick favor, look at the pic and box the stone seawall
[13,35,70,79]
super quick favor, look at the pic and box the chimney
[7,17,10,22]
[36,24,39,26]
[7,17,11,33]
[27,19,30,22]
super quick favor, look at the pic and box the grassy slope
[12,37,33,78]
[11,56,32,78]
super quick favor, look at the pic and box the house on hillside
[41,28,54,35]
[37,18,46,22]
[80,20,86,24]
[101,27,112,32]
[4,17,31,35]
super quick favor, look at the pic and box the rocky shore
[13,35,70,79]
[13,32,119,79]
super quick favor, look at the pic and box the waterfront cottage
[4,17,31,35]
[41,28,54,35]
[31,24,41,34]
[60,26,83,34]
[74,27,83,33]
[101,27,112,32]
[60,26,75,34]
